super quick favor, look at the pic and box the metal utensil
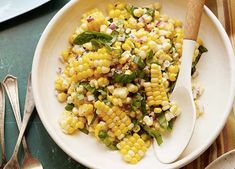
[153,0,205,163]
[3,74,42,169]
[0,83,6,169]
[205,149,235,169]
[3,74,34,169]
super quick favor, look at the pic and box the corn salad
[55,2,207,164]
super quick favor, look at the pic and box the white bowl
[32,0,235,168]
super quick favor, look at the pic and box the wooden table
[0,0,234,168]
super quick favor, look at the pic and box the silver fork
[3,74,35,169]
[0,83,6,169]
[3,75,43,169]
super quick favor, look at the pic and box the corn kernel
[154,108,162,113]
[113,87,129,99]
[133,8,144,17]
[97,77,109,87]
[127,84,138,93]
[117,133,147,164]
[57,93,67,102]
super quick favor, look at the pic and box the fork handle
[3,75,29,153]
[184,0,205,40]
[12,104,33,159]
[0,83,6,163]
[12,74,35,158]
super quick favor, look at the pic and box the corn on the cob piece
[59,111,85,134]
[94,101,133,140]
[117,133,148,164]
[89,48,112,76]
[62,48,112,84]
[144,64,169,107]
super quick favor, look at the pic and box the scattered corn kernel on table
[0,0,234,168]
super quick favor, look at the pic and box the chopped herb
[65,103,74,111]
[131,93,147,116]
[131,119,138,125]
[131,94,142,110]
[91,39,112,51]
[104,140,118,150]
[146,50,154,63]
[117,19,124,27]
[191,45,208,75]
[103,99,109,104]
[112,70,148,84]
[98,130,108,140]
[93,89,106,100]
[86,32,121,51]
[99,132,118,150]
[140,94,147,116]
[111,30,119,44]
[90,113,97,125]
[79,82,107,101]
[77,94,84,100]
[74,31,112,45]
[108,18,113,23]
[79,128,89,135]
[157,114,168,129]
[136,69,146,79]
[140,124,163,145]
[167,119,174,131]
[155,134,163,145]
[143,76,151,82]
[133,56,146,69]
[170,47,176,55]
[91,39,105,50]
[98,89,106,96]
[93,90,100,100]
[125,5,138,19]
[169,42,176,54]
[146,7,155,19]
[79,82,95,93]
[112,72,137,84]
[125,5,155,20]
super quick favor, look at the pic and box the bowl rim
[32,0,235,168]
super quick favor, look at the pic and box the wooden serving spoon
[154,0,205,164]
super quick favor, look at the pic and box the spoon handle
[11,74,34,157]
[0,83,6,164]
[184,0,205,40]
[3,75,30,153]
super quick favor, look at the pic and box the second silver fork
[3,75,43,169]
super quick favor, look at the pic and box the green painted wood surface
[0,1,87,168]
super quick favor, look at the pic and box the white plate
[0,0,50,23]
[205,150,235,169]
[32,0,235,168]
